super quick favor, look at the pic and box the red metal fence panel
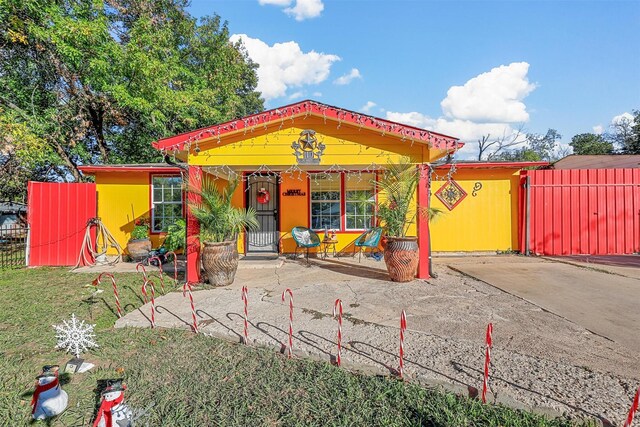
[27,182,97,266]
[521,169,640,255]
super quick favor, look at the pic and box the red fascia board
[152,100,461,152]
[78,166,181,174]
[436,161,549,169]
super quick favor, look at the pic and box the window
[310,172,377,231]
[345,173,376,230]
[151,176,183,232]
[310,174,341,230]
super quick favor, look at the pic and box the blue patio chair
[291,226,321,263]
[353,227,383,262]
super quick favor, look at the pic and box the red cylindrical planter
[383,237,419,282]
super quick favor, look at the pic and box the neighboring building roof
[78,163,182,174]
[551,155,640,170]
[0,201,27,214]
[152,99,462,152]
[436,161,549,169]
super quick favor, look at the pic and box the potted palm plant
[127,217,151,262]
[376,158,441,282]
[189,178,259,286]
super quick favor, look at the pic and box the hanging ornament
[93,380,132,427]
[53,314,98,358]
[31,365,68,420]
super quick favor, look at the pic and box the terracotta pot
[201,240,238,286]
[127,238,151,262]
[383,237,419,282]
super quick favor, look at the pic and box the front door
[246,175,279,253]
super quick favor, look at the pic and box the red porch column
[417,164,431,279]
[186,165,202,284]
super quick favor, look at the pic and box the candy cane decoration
[333,299,343,367]
[148,256,165,294]
[281,289,294,358]
[141,279,156,328]
[136,263,148,302]
[482,323,494,404]
[241,286,249,344]
[624,387,640,427]
[182,282,198,333]
[398,310,407,378]
[96,273,122,318]
[165,251,178,286]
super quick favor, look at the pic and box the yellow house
[148,100,461,283]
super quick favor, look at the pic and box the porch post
[186,165,202,284]
[417,164,431,279]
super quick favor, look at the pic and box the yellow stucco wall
[430,168,520,252]
[94,171,167,255]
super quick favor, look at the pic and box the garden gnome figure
[93,380,132,427]
[31,365,68,420]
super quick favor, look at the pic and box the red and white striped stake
[482,323,494,404]
[182,282,198,333]
[398,309,407,378]
[165,251,178,286]
[624,387,640,427]
[96,272,122,318]
[136,263,148,302]
[333,299,343,367]
[241,286,249,344]
[281,288,294,358]
[148,256,165,294]
[141,279,156,328]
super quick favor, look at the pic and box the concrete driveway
[445,255,640,353]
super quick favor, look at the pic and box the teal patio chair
[353,227,383,262]
[291,226,321,263]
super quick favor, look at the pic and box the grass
[0,268,593,426]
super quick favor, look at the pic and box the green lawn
[0,268,590,426]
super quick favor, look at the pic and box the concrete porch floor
[115,254,639,425]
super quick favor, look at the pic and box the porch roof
[152,100,463,154]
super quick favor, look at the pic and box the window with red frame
[151,176,183,232]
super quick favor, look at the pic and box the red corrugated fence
[520,169,640,255]
[27,182,97,266]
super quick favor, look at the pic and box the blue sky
[188,0,640,159]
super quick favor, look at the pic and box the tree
[475,125,526,161]
[0,0,263,199]
[607,110,640,154]
[493,129,562,162]
[569,133,614,155]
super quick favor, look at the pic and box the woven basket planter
[383,237,419,282]
[126,238,151,262]
[201,240,238,286]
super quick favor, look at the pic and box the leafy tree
[569,133,614,155]
[493,129,562,162]
[607,110,640,154]
[0,0,263,200]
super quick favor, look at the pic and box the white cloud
[593,125,604,134]
[288,91,304,100]
[360,101,376,113]
[611,112,635,127]
[312,91,322,97]
[285,0,324,21]
[230,34,340,100]
[259,0,324,21]
[441,62,536,123]
[385,62,537,160]
[333,68,362,85]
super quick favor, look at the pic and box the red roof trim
[152,100,462,152]
[78,165,181,174]
[436,161,549,169]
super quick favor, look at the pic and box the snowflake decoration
[53,313,98,358]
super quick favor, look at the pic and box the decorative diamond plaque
[435,179,467,211]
